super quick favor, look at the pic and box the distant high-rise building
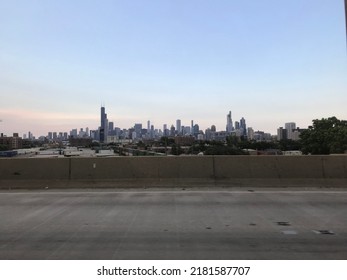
[100,106,108,143]
[235,121,240,130]
[79,128,85,138]
[247,127,254,140]
[193,124,199,136]
[134,123,142,139]
[176,119,181,135]
[70,129,78,138]
[170,125,175,136]
[163,124,168,136]
[292,129,302,141]
[147,120,150,131]
[205,128,211,140]
[147,121,152,137]
[108,122,114,133]
[184,126,191,135]
[240,117,247,136]
[191,120,194,135]
[211,125,216,132]
[90,130,97,140]
[277,127,288,141]
[285,122,296,140]
[197,134,204,141]
[226,111,233,133]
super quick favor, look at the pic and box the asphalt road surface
[0,188,346,260]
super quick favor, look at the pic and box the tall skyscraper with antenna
[100,106,108,143]
[226,111,233,133]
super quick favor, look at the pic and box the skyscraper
[226,111,233,133]
[170,125,175,136]
[163,124,168,136]
[240,117,247,136]
[108,122,114,132]
[277,127,288,141]
[134,123,142,139]
[285,122,296,140]
[235,121,240,130]
[176,119,181,135]
[193,124,199,136]
[100,106,108,143]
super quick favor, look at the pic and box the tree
[300,117,347,154]
[171,144,184,155]
[226,136,240,147]
[204,145,247,155]
[0,144,9,151]
[278,139,302,151]
[159,137,175,146]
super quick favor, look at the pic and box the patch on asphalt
[282,230,298,235]
[313,230,335,235]
[277,222,291,226]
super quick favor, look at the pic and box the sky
[0,0,346,137]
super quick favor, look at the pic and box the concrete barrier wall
[69,157,215,180]
[0,158,70,180]
[0,156,346,188]
[213,156,331,179]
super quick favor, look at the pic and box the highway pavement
[0,188,346,259]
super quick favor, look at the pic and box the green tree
[226,136,240,147]
[300,117,347,154]
[171,144,184,155]
[278,139,302,151]
[204,145,247,155]
[0,144,9,151]
[159,137,175,146]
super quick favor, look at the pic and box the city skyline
[1,1,346,136]
[0,103,335,138]
[1,105,303,140]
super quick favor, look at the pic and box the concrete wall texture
[0,156,346,188]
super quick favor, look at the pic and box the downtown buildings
[277,122,305,141]
[2,105,304,145]
[94,106,254,144]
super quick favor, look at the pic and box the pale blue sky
[1,0,346,136]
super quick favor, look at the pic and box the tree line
[167,116,347,155]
